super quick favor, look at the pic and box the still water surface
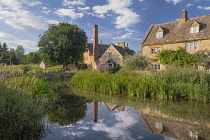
[42,88,210,140]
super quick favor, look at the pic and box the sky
[0,0,210,54]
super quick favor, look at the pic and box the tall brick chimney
[180,10,188,23]
[93,25,99,60]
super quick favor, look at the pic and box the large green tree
[38,22,87,67]
[26,52,41,64]
[15,45,25,64]
[8,48,18,65]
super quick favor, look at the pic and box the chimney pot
[118,41,125,48]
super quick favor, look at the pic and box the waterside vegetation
[0,74,57,139]
[70,67,210,101]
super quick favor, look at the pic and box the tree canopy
[38,22,87,67]
[26,52,41,64]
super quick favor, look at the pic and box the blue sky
[0,0,210,54]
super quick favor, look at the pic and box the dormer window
[156,32,163,38]
[156,26,164,38]
[190,26,199,33]
[190,21,200,33]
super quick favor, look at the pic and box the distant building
[39,61,48,68]
[141,10,210,70]
[84,25,135,70]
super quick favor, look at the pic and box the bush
[108,66,121,74]
[124,53,148,70]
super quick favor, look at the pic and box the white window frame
[186,42,198,50]
[156,32,163,38]
[190,26,199,33]
[151,48,160,54]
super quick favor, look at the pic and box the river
[42,88,210,140]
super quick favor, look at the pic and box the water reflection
[43,88,210,140]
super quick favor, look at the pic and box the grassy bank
[0,75,57,139]
[70,67,210,101]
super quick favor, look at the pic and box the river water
[42,88,210,140]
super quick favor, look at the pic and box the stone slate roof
[141,14,210,46]
[86,43,110,54]
[86,43,135,56]
[112,44,135,56]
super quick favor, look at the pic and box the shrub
[124,53,148,70]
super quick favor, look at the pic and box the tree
[8,48,18,65]
[26,52,41,64]
[123,53,149,70]
[38,22,87,68]
[15,45,25,64]
[0,42,9,64]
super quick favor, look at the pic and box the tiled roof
[86,43,110,54]
[112,44,135,56]
[141,14,210,46]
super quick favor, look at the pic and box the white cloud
[92,111,139,140]
[78,7,91,11]
[24,1,42,7]
[63,0,85,6]
[165,0,183,5]
[45,19,60,25]
[197,6,210,10]
[93,0,140,30]
[55,8,84,19]
[0,0,47,30]
[0,32,37,50]
[113,33,132,40]
[186,4,193,7]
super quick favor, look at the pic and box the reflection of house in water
[141,107,210,140]
[92,101,125,122]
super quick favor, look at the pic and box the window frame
[108,52,113,58]
[186,42,198,50]
[190,26,199,33]
[156,32,163,38]
[151,48,160,54]
[152,64,160,70]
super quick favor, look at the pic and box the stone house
[141,10,210,70]
[83,25,135,69]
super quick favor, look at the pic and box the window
[109,53,113,58]
[186,42,198,50]
[190,26,199,33]
[155,123,163,129]
[189,131,198,139]
[156,32,163,38]
[152,64,160,70]
[151,48,160,54]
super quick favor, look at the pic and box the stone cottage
[141,10,210,70]
[83,25,135,69]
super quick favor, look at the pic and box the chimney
[126,43,128,48]
[180,10,188,23]
[118,41,125,48]
[93,25,99,59]
[100,41,102,45]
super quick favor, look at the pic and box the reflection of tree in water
[47,94,87,126]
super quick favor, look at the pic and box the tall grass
[0,82,48,139]
[70,67,210,101]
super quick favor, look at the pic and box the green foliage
[70,68,210,101]
[158,47,207,66]
[15,45,25,64]
[5,75,57,100]
[38,22,87,66]
[26,52,41,64]
[21,65,32,74]
[108,66,121,74]
[0,42,9,64]
[0,82,48,139]
[8,48,18,65]
[124,53,148,70]
[47,93,87,126]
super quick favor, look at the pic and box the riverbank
[70,67,210,101]
[0,74,58,139]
